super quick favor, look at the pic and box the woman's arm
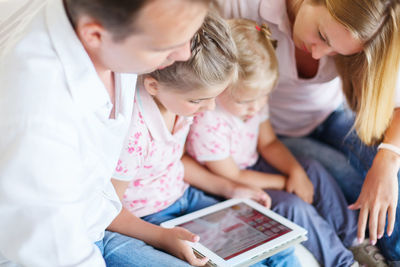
[108,179,208,266]
[349,108,400,245]
[257,120,314,204]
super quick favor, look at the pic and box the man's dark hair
[64,0,210,41]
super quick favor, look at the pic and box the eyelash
[189,100,201,104]
[318,31,327,43]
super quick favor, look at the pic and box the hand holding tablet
[161,198,307,267]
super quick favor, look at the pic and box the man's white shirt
[0,0,137,266]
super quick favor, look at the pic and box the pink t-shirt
[113,87,189,217]
[187,105,269,169]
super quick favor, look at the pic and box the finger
[187,253,209,266]
[286,183,294,193]
[387,205,396,236]
[357,205,369,243]
[368,205,379,245]
[307,194,313,204]
[264,194,271,209]
[176,227,199,242]
[377,208,387,239]
[181,244,209,266]
[348,199,362,210]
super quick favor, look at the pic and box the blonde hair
[227,19,279,94]
[141,12,238,91]
[315,0,400,145]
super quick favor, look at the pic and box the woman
[216,0,400,265]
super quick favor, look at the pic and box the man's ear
[143,76,160,96]
[75,15,107,49]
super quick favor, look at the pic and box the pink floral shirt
[187,105,269,169]
[113,87,190,217]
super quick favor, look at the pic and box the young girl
[108,13,298,267]
[186,19,362,267]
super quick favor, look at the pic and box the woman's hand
[286,167,314,204]
[349,149,399,245]
[228,183,272,208]
[158,227,209,266]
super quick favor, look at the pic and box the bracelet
[377,143,400,157]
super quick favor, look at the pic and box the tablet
[161,198,307,267]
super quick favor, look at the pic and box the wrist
[288,164,303,177]
[152,226,169,249]
[375,148,400,171]
[223,180,237,199]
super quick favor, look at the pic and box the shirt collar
[45,0,111,114]
[259,0,292,36]
[136,85,192,141]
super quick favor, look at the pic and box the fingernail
[370,239,376,246]
[378,234,383,239]
[388,230,393,236]
[357,237,363,244]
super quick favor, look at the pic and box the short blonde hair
[141,12,238,91]
[315,0,400,145]
[227,19,278,94]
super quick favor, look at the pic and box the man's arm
[0,122,105,266]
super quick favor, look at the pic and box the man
[0,0,209,266]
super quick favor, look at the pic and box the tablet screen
[179,203,292,260]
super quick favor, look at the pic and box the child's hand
[286,167,314,204]
[159,227,209,266]
[229,184,272,208]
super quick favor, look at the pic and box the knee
[272,193,314,219]
[297,157,323,172]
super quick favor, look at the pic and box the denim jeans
[250,157,358,267]
[95,187,299,267]
[141,186,219,225]
[95,231,191,267]
[280,106,400,264]
[143,186,300,267]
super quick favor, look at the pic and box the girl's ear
[143,76,160,96]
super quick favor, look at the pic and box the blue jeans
[96,187,299,267]
[143,187,300,267]
[142,186,219,225]
[95,231,191,267]
[250,157,358,267]
[280,106,400,264]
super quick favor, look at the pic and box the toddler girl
[187,18,359,267]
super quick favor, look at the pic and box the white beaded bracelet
[377,143,400,157]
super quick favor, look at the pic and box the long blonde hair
[227,19,279,94]
[316,0,400,145]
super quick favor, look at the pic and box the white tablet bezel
[160,198,307,267]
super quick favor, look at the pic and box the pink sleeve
[186,111,231,162]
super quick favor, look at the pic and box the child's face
[217,84,269,121]
[145,78,230,117]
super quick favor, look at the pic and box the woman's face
[292,0,363,59]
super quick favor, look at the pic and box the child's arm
[203,156,286,190]
[108,179,209,266]
[182,154,271,208]
[257,120,314,204]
